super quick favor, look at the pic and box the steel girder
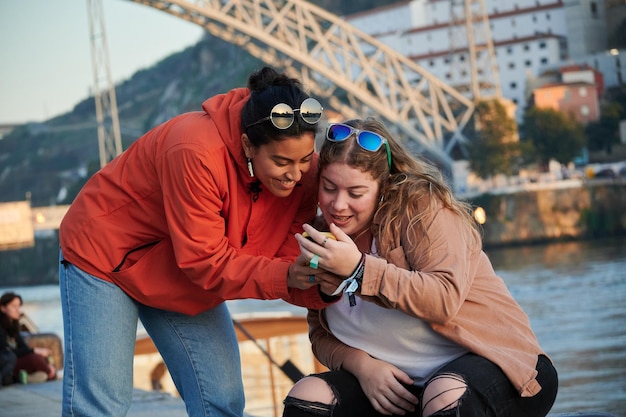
[128,0,475,169]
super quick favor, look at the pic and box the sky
[0,0,206,125]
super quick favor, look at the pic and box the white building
[346,0,625,121]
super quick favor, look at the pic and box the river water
[2,236,624,416]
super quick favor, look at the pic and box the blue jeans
[59,251,244,416]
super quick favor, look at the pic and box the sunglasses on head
[326,123,392,169]
[246,97,323,130]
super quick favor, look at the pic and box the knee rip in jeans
[283,376,338,417]
[422,372,469,417]
[283,396,334,416]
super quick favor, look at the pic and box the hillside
[0,35,262,206]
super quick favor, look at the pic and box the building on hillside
[346,0,623,121]
[528,64,603,124]
[578,49,625,89]
[532,82,600,124]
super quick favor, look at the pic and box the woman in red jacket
[284,118,558,417]
[59,67,329,416]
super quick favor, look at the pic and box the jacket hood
[201,87,251,182]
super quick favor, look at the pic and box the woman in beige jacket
[283,118,558,417]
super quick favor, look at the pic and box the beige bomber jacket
[308,201,548,397]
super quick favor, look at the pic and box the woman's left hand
[296,224,363,277]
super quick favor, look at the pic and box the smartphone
[302,231,336,242]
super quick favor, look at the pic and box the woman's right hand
[287,253,344,293]
[286,253,326,290]
[344,351,419,415]
[316,271,344,296]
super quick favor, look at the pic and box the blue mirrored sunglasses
[326,123,392,169]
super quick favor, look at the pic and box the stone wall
[469,182,626,247]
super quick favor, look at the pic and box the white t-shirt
[325,241,468,385]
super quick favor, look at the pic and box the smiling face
[318,162,380,237]
[243,132,316,198]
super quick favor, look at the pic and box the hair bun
[247,66,302,92]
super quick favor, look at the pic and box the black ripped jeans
[283,354,558,417]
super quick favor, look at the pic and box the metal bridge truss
[449,0,502,101]
[88,0,123,168]
[129,0,475,169]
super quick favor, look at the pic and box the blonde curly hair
[318,117,481,259]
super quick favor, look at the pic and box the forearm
[339,349,374,377]
[308,309,359,370]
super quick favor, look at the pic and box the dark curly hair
[240,66,319,147]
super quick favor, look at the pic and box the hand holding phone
[302,231,336,243]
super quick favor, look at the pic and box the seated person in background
[283,118,558,417]
[0,291,57,385]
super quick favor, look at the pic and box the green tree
[467,99,520,179]
[521,107,586,170]
[585,102,624,154]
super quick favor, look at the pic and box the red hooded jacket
[60,88,325,314]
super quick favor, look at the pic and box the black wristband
[319,286,341,303]
[346,254,366,307]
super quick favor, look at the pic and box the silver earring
[247,158,255,177]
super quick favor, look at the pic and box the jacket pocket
[112,241,159,272]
